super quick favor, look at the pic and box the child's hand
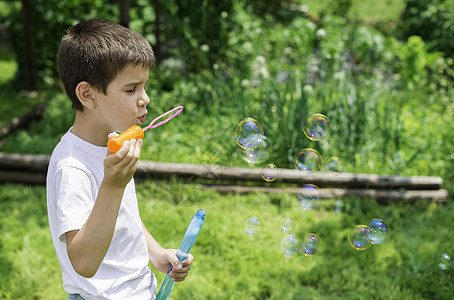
[153,249,194,282]
[103,133,143,187]
[170,255,194,282]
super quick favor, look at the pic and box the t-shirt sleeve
[54,165,96,243]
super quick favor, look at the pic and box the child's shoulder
[49,131,104,174]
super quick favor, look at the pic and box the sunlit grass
[299,0,405,23]
[1,182,452,299]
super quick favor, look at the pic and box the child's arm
[65,137,143,278]
[141,220,194,282]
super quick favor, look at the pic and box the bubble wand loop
[155,209,206,300]
[107,106,184,153]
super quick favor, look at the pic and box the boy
[46,19,193,299]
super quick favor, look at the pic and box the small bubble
[239,135,270,164]
[303,114,331,141]
[262,164,279,182]
[280,234,299,257]
[301,233,320,256]
[242,216,262,238]
[334,200,344,213]
[439,253,451,270]
[324,157,344,175]
[278,217,294,233]
[348,225,372,250]
[298,184,320,210]
[234,118,264,150]
[367,219,390,245]
[294,148,322,173]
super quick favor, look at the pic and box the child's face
[93,64,150,133]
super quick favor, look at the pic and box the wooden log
[0,152,445,190]
[0,103,47,139]
[200,184,448,203]
[0,168,447,202]
[0,152,50,171]
[0,170,46,184]
[136,161,443,190]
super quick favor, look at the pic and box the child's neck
[71,112,109,147]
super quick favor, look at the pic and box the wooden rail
[0,103,47,139]
[0,152,447,202]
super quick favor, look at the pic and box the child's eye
[126,87,136,93]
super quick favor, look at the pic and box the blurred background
[0,0,453,299]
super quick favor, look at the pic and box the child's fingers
[106,138,141,171]
[170,266,191,282]
[123,139,142,169]
[169,254,193,281]
[181,254,194,266]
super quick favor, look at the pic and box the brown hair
[57,19,155,111]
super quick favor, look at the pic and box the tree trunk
[21,0,36,91]
[152,0,161,61]
[119,0,130,28]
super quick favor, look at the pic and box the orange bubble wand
[107,106,184,153]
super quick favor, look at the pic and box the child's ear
[75,81,96,110]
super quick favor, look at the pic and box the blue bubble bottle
[155,209,206,300]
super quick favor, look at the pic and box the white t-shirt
[47,130,157,299]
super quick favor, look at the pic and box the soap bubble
[300,233,320,256]
[334,200,344,213]
[303,113,331,141]
[262,164,279,182]
[280,234,299,257]
[324,157,344,175]
[239,134,270,164]
[439,253,451,270]
[234,118,264,150]
[367,219,390,245]
[278,217,294,233]
[348,225,372,250]
[294,148,322,173]
[242,216,262,238]
[298,184,320,210]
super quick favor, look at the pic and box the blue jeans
[68,295,84,300]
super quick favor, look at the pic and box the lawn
[0,182,453,299]
[1,0,453,299]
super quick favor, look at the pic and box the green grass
[0,47,47,125]
[1,182,453,299]
[0,4,453,298]
[299,0,405,23]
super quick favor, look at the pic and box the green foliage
[399,0,454,57]
[1,182,453,299]
[1,92,73,154]
[5,0,117,88]
[1,2,453,299]
[2,3,454,189]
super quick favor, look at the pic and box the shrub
[398,0,454,57]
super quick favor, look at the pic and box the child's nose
[140,89,150,106]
